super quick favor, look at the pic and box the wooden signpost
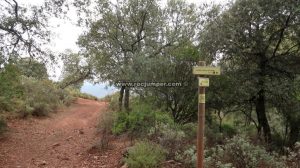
[193,61,221,168]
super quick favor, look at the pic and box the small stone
[66,136,73,141]
[38,160,47,166]
[166,160,175,163]
[79,129,84,134]
[62,157,70,161]
[52,143,60,148]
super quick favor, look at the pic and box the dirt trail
[0,98,128,168]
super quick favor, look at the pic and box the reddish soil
[0,98,129,168]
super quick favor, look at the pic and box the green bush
[66,87,98,100]
[0,77,74,117]
[282,143,300,168]
[112,103,156,137]
[112,111,128,135]
[0,64,74,119]
[205,136,284,168]
[57,89,75,106]
[175,136,287,168]
[149,121,186,159]
[205,126,225,147]
[181,123,197,140]
[175,145,197,168]
[97,110,117,149]
[0,96,11,112]
[112,101,179,136]
[100,93,114,102]
[221,123,237,137]
[0,64,23,113]
[20,77,61,116]
[125,141,167,168]
[0,117,7,135]
[111,101,195,159]
[108,92,120,111]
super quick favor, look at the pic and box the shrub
[7,77,74,117]
[9,98,28,117]
[282,143,300,168]
[144,111,194,159]
[112,101,179,135]
[175,136,287,168]
[66,87,98,100]
[0,65,74,119]
[0,96,13,113]
[149,122,186,159]
[97,110,117,149]
[175,145,197,168]
[21,77,62,116]
[108,92,120,111]
[0,64,23,113]
[205,136,284,168]
[205,126,225,147]
[221,123,237,138]
[112,103,156,137]
[112,111,127,135]
[56,89,75,106]
[124,141,167,168]
[100,93,114,102]
[181,123,197,141]
[0,117,7,135]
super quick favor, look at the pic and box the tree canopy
[0,0,68,66]
[77,0,203,111]
[200,0,300,143]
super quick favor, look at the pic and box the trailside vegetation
[92,0,300,167]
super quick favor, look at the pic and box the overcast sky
[18,0,228,53]
[52,0,228,53]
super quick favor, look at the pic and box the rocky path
[0,98,128,168]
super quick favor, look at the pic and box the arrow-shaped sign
[193,66,221,75]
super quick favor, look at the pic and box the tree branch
[270,14,291,60]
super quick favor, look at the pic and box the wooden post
[197,86,205,168]
[197,61,206,168]
[193,61,220,168]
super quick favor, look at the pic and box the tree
[273,77,300,147]
[0,64,23,112]
[16,58,48,79]
[0,0,68,66]
[200,0,300,143]
[78,0,163,111]
[206,73,242,132]
[138,42,200,123]
[78,0,202,112]
[59,50,92,89]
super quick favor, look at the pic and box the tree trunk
[255,52,271,143]
[217,110,223,133]
[255,89,272,143]
[119,86,125,111]
[288,121,300,147]
[124,87,130,111]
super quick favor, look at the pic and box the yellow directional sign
[199,77,209,87]
[199,94,205,103]
[193,66,221,75]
